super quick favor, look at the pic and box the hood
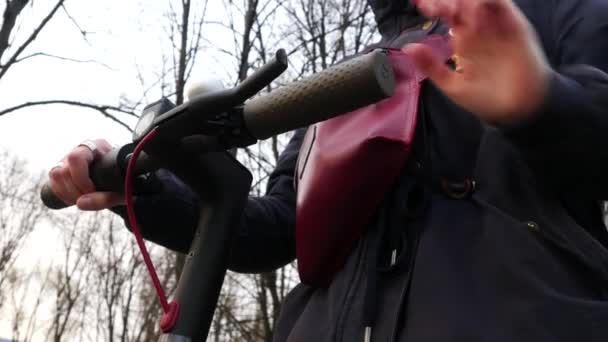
[367,0,425,36]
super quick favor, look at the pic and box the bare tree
[164,0,209,106]
[5,263,51,342]
[38,210,175,342]
[45,213,100,342]
[224,1,375,340]
[89,216,137,342]
[0,150,46,307]
[0,0,65,81]
[0,0,137,129]
[129,249,177,342]
[0,151,51,341]
[160,0,210,281]
[283,0,375,75]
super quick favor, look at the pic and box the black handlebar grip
[242,49,395,140]
[40,183,70,209]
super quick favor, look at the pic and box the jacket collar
[368,0,427,38]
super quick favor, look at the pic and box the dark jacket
[119,0,608,340]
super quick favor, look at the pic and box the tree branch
[0,0,29,63]
[14,52,114,69]
[285,8,369,57]
[0,100,135,132]
[0,0,65,81]
[61,4,90,45]
[175,0,190,105]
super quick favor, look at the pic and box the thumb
[76,192,125,211]
[404,43,457,92]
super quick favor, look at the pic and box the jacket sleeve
[501,0,608,198]
[228,128,305,273]
[111,128,306,273]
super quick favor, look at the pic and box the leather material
[294,35,452,287]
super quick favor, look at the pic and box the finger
[93,139,114,155]
[404,43,458,93]
[66,146,96,194]
[48,167,73,206]
[435,0,459,25]
[61,171,83,202]
[449,0,466,27]
[477,0,525,38]
[76,192,125,211]
[414,0,441,17]
[415,0,461,27]
[458,0,519,37]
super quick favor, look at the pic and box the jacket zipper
[389,228,422,342]
[335,235,370,342]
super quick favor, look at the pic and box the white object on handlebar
[186,79,225,100]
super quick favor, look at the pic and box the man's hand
[48,139,124,210]
[406,0,551,124]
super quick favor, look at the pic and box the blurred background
[0,0,377,341]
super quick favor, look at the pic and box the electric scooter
[40,48,395,342]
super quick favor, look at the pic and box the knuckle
[49,185,71,204]
[66,151,84,164]
[82,181,96,194]
[95,139,113,153]
[48,168,60,180]
[58,166,71,179]
[86,180,96,190]
[49,167,66,181]
[47,178,61,193]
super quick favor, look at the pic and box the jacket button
[408,160,423,175]
[441,178,475,199]
[526,221,539,232]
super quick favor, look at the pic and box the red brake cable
[124,127,179,333]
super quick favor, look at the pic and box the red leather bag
[294,35,452,287]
